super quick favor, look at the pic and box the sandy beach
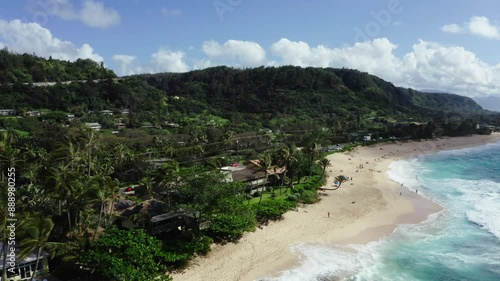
[171,134,500,281]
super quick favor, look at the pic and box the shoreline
[171,134,500,281]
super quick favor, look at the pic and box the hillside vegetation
[0,48,116,83]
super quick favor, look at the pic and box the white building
[84,122,102,131]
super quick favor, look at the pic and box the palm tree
[51,138,82,173]
[80,128,101,177]
[307,142,321,177]
[18,213,61,281]
[332,175,347,190]
[140,177,155,200]
[257,153,272,204]
[47,163,73,226]
[316,158,332,183]
[0,130,20,183]
[90,176,119,240]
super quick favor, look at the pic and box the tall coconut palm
[257,153,272,204]
[80,128,101,177]
[48,163,72,225]
[51,138,82,173]
[306,142,321,177]
[18,213,61,281]
[0,130,20,183]
[90,176,119,240]
[316,158,332,183]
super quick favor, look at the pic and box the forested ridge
[0,48,116,83]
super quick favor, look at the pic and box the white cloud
[152,49,189,73]
[112,49,190,75]
[0,19,103,62]
[442,16,500,39]
[467,16,500,39]
[112,54,136,75]
[29,0,120,28]
[79,0,121,28]
[202,40,266,67]
[442,24,463,34]
[161,8,181,16]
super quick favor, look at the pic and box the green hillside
[0,48,116,83]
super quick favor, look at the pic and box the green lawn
[14,129,29,136]
[247,186,291,205]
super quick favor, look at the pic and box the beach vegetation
[254,198,295,222]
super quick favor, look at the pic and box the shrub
[252,191,261,198]
[254,199,293,222]
[163,235,213,267]
[299,190,320,204]
[206,214,252,242]
[287,194,298,202]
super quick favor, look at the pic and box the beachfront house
[100,110,113,116]
[25,111,42,117]
[221,160,286,194]
[0,109,15,116]
[0,243,50,280]
[84,122,101,131]
[118,200,207,236]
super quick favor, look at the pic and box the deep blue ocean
[259,141,500,281]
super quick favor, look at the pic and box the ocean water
[258,141,500,281]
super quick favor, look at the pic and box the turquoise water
[259,141,500,281]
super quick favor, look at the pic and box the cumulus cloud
[27,0,120,28]
[112,54,136,75]
[442,16,500,39]
[112,49,190,75]
[0,19,103,62]
[441,24,463,34]
[79,0,121,28]
[152,49,189,73]
[202,40,266,67]
[161,8,181,16]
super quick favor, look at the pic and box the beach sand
[171,134,500,281]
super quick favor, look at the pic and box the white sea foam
[387,159,421,191]
[462,181,500,239]
[259,143,500,281]
[256,242,385,281]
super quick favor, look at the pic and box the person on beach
[328,212,330,218]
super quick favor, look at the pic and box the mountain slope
[136,66,485,120]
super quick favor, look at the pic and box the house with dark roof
[0,109,15,116]
[117,200,206,236]
[0,243,50,280]
[221,160,286,193]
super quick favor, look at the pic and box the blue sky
[0,0,500,98]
